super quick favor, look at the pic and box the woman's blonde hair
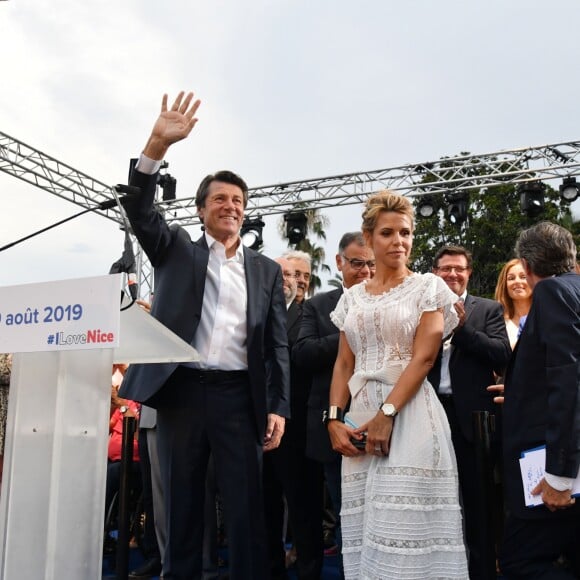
[494,258,522,320]
[361,190,414,236]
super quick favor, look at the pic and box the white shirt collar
[204,232,245,263]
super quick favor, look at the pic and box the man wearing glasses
[274,257,298,307]
[293,232,375,579]
[429,245,511,580]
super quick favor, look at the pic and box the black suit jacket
[283,299,312,446]
[428,294,511,441]
[118,169,290,441]
[503,272,580,519]
[293,288,343,462]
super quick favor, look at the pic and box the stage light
[284,212,308,245]
[158,173,177,202]
[445,192,469,225]
[518,182,545,217]
[416,195,437,218]
[241,216,265,250]
[559,176,579,202]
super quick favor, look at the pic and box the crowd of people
[105,91,580,580]
[0,91,577,580]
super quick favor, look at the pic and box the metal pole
[116,415,137,580]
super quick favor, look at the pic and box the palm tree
[278,206,331,296]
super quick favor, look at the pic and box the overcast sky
[1,0,579,292]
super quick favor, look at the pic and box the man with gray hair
[274,257,297,306]
[500,221,580,578]
[264,249,323,579]
[284,250,312,303]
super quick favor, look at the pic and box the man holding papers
[500,221,580,579]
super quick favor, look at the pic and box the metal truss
[0,132,123,224]
[162,141,580,224]
[2,130,580,295]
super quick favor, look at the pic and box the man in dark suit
[499,222,580,579]
[264,251,325,580]
[429,245,511,579]
[293,232,375,579]
[118,92,290,580]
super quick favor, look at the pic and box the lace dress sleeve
[330,290,350,331]
[418,274,459,336]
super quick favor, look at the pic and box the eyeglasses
[341,255,376,270]
[294,270,311,282]
[434,266,470,274]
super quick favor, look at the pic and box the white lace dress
[330,273,468,579]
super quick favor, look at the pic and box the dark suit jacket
[118,169,290,441]
[282,299,312,447]
[293,288,343,462]
[428,294,511,441]
[503,272,580,519]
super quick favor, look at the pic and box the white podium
[0,284,197,580]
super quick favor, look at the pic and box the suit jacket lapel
[244,248,261,346]
[192,236,209,312]
[462,294,476,325]
[448,295,474,370]
[287,300,302,332]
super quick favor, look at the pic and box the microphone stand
[0,198,118,253]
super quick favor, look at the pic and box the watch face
[120,405,128,414]
[381,403,397,417]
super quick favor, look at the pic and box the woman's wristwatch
[379,402,398,418]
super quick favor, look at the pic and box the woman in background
[494,258,532,349]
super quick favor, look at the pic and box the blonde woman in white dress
[327,191,468,579]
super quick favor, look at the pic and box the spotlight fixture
[416,194,437,218]
[240,216,265,250]
[559,176,579,203]
[518,182,545,217]
[158,173,177,202]
[445,192,469,225]
[284,212,308,245]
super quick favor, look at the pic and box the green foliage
[327,273,343,289]
[411,155,576,297]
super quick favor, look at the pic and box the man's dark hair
[338,231,365,253]
[433,245,473,269]
[516,221,577,277]
[195,170,249,211]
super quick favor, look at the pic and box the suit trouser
[264,422,324,580]
[137,428,162,563]
[440,395,501,580]
[499,512,580,579]
[147,428,221,579]
[323,456,345,580]
[146,427,166,565]
[155,367,268,580]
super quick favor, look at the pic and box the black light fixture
[559,176,579,203]
[518,181,545,217]
[240,216,265,250]
[445,192,469,225]
[284,212,308,245]
[158,173,177,202]
[416,194,437,218]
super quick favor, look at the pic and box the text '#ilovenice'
[46,329,115,346]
